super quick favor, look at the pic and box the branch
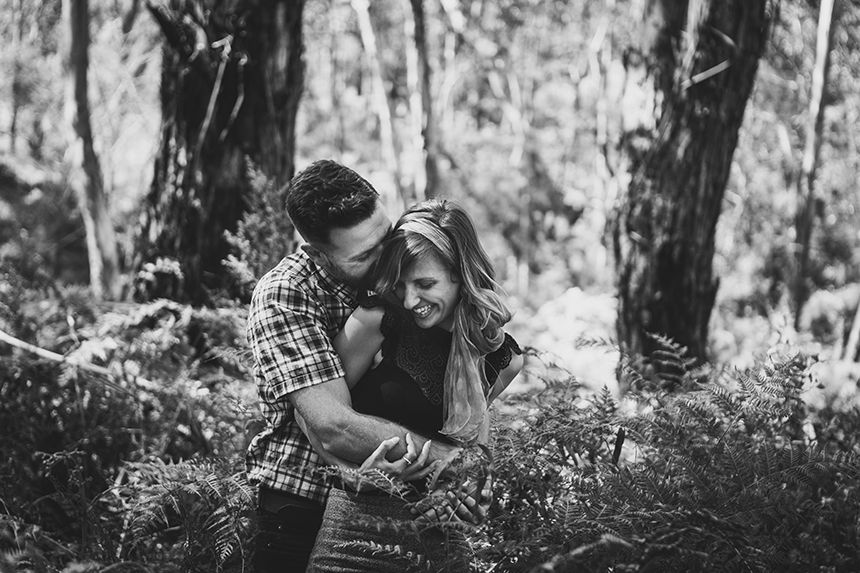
[99,562,154,573]
[843,294,860,362]
[0,328,157,391]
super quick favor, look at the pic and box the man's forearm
[290,379,458,466]
[318,407,456,465]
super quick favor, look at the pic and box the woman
[304,198,523,572]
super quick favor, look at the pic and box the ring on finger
[403,455,414,465]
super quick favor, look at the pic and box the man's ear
[301,244,327,266]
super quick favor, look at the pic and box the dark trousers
[254,487,325,573]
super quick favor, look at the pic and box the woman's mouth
[413,304,432,318]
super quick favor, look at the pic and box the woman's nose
[402,286,419,309]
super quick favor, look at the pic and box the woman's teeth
[414,305,432,317]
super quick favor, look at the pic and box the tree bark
[136,0,305,305]
[122,0,142,34]
[612,0,776,390]
[406,0,440,199]
[844,294,860,363]
[403,0,425,201]
[792,0,836,329]
[10,0,23,153]
[63,0,122,300]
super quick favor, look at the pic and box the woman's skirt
[306,488,471,573]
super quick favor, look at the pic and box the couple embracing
[246,160,524,572]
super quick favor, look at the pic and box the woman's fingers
[400,439,433,480]
[359,436,400,471]
[402,432,419,464]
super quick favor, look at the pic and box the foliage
[0,262,258,572]
[122,458,255,572]
[3,262,860,572]
[479,345,860,573]
[222,162,297,302]
[3,1,860,571]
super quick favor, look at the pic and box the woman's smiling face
[395,251,461,331]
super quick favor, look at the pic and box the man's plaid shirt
[245,251,358,505]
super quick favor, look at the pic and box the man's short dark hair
[286,160,380,247]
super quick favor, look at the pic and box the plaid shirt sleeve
[245,259,351,504]
[251,287,345,400]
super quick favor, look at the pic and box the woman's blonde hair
[374,198,512,445]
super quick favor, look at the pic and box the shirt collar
[302,251,361,306]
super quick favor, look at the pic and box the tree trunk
[612,0,776,391]
[63,0,122,301]
[792,0,836,329]
[136,0,305,306]
[403,0,425,201]
[406,0,440,199]
[10,0,23,153]
[844,294,860,362]
[352,0,405,214]
[122,0,142,34]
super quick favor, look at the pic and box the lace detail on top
[484,332,522,382]
[384,306,450,406]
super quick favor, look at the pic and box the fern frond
[340,540,431,571]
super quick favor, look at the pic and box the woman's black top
[350,298,521,444]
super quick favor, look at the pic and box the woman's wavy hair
[373,198,512,445]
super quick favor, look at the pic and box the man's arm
[290,376,458,466]
[249,281,456,468]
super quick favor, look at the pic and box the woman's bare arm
[333,305,385,388]
[487,349,524,404]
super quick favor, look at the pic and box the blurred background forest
[1,0,860,572]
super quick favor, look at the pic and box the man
[246,160,455,572]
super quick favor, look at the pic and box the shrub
[3,260,859,573]
[0,265,258,572]
[480,346,860,573]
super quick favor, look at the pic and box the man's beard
[329,264,375,292]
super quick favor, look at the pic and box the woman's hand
[359,433,437,482]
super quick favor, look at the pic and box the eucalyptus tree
[135,0,305,305]
[63,0,121,300]
[611,0,778,388]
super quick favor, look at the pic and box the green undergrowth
[480,345,860,572]
[1,268,859,572]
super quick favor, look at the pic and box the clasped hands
[349,433,493,526]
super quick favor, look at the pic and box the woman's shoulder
[502,332,522,355]
[357,294,402,336]
[486,332,523,372]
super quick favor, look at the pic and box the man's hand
[410,474,493,526]
[447,476,493,525]
[291,378,460,468]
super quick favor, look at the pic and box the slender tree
[611,0,777,389]
[792,0,837,328]
[405,0,440,198]
[62,0,121,300]
[136,0,305,305]
[351,0,405,214]
[10,0,24,154]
